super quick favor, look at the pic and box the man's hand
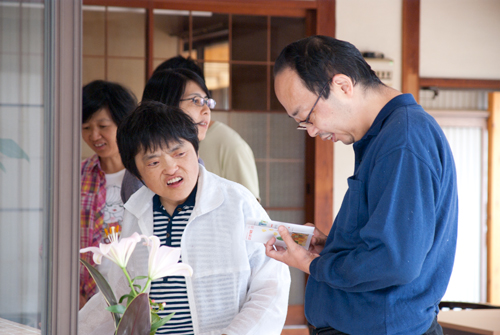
[306,223,328,255]
[265,226,319,274]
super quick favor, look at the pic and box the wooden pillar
[146,7,154,79]
[316,0,336,37]
[488,92,500,304]
[304,0,335,235]
[402,0,420,102]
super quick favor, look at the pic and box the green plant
[0,138,29,172]
[80,229,193,335]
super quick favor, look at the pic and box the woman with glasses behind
[143,68,214,141]
[120,68,215,203]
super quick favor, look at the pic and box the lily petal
[80,232,143,268]
[146,236,193,281]
[80,246,105,264]
[150,262,193,280]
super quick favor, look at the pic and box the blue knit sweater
[306,94,458,335]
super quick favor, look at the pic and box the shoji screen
[209,111,306,305]
[441,126,486,303]
[423,89,489,302]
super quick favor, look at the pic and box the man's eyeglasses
[297,81,330,130]
[180,96,216,109]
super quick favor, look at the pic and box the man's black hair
[141,68,210,105]
[82,80,137,125]
[274,35,383,99]
[117,101,199,181]
[152,55,204,80]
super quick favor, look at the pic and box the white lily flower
[147,235,193,281]
[80,228,143,268]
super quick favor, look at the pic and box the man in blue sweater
[266,35,458,335]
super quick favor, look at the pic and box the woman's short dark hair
[141,68,210,106]
[274,35,383,99]
[117,101,199,181]
[82,80,137,125]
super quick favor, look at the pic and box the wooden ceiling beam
[420,77,500,91]
[83,0,316,17]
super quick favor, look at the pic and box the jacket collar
[193,164,224,218]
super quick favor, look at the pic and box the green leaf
[151,313,161,325]
[132,276,148,283]
[119,294,135,304]
[80,258,121,328]
[126,294,134,307]
[106,304,126,314]
[150,312,174,332]
[115,293,151,335]
[0,139,29,161]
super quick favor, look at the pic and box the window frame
[41,1,82,334]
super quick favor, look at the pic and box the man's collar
[360,93,417,141]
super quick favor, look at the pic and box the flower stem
[140,278,152,294]
[122,267,138,297]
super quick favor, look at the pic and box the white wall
[334,0,402,215]
[336,0,403,92]
[421,0,500,79]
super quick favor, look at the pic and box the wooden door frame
[488,93,500,304]
[82,0,337,329]
[84,0,317,16]
[81,0,335,229]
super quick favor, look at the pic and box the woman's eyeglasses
[180,96,216,109]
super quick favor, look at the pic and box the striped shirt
[150,186,197,334]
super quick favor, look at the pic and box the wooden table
[438,309,500,335]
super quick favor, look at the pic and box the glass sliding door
[1,1,81,334]
[0,1,45,332]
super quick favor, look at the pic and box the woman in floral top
[79,80,136,308]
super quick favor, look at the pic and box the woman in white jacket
[79,102,290,335]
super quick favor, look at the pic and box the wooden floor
[282,305,309,335]
[281,327,309,335]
